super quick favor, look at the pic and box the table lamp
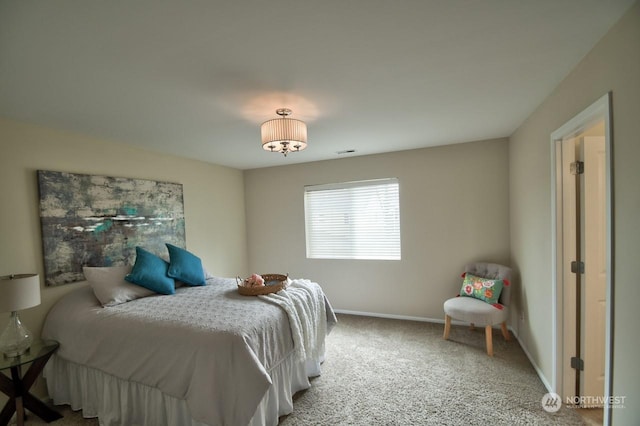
[0,274,41,357]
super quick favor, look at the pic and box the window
[304,178,401,260]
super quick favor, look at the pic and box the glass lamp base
[0,311,33,358]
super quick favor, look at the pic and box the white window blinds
[304,178,401,260]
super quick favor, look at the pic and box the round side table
[0,339,63,426]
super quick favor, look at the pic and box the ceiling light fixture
[261,108,307,157]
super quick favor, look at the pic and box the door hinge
[570,161,584,175]
[570,261,585,274]
[571,356,584,371]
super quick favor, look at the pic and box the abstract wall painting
[37,170,186,286]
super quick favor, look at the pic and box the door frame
[550,92,613,423]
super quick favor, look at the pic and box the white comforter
[42,277,335,426]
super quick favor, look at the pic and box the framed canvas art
[37,170,186,286]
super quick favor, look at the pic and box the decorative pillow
[125,247,176,295]
[166,243,206,286]
[459,273,504,305]
[84,265,155,306]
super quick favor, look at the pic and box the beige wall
[245,138,510,320]
[0,117,248,342]
[509,2,639,424]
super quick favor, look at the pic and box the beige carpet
[20,314,585,425]
[280,314,585,425]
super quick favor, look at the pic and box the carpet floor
[20,314,586,425]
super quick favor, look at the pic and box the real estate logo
[565,395,627,409]
[541,392,562,413]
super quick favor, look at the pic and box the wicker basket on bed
[236,273,288,296]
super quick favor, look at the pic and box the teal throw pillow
[166,243,206,286]
[459,273,504,305]
[125,247,175,295]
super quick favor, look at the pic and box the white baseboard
[510,329,554,393]
[333,309,447,324]
[333,309,505,328]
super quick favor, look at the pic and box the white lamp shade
[0,274,41,312]
[261,117,308,152]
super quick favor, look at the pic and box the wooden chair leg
[501,322,510,341]
[485,325,493,357]
[443,315,451,340]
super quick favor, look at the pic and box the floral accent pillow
[459,273,504,305]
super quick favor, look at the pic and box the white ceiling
[0,1,634,170]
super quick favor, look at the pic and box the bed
[42,272,336,426]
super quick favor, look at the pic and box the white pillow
[84,265,155,306]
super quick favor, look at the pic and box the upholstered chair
[443,262,512,356]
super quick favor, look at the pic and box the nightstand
[0,339,62,426]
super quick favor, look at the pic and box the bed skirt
[44,348,323,426]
